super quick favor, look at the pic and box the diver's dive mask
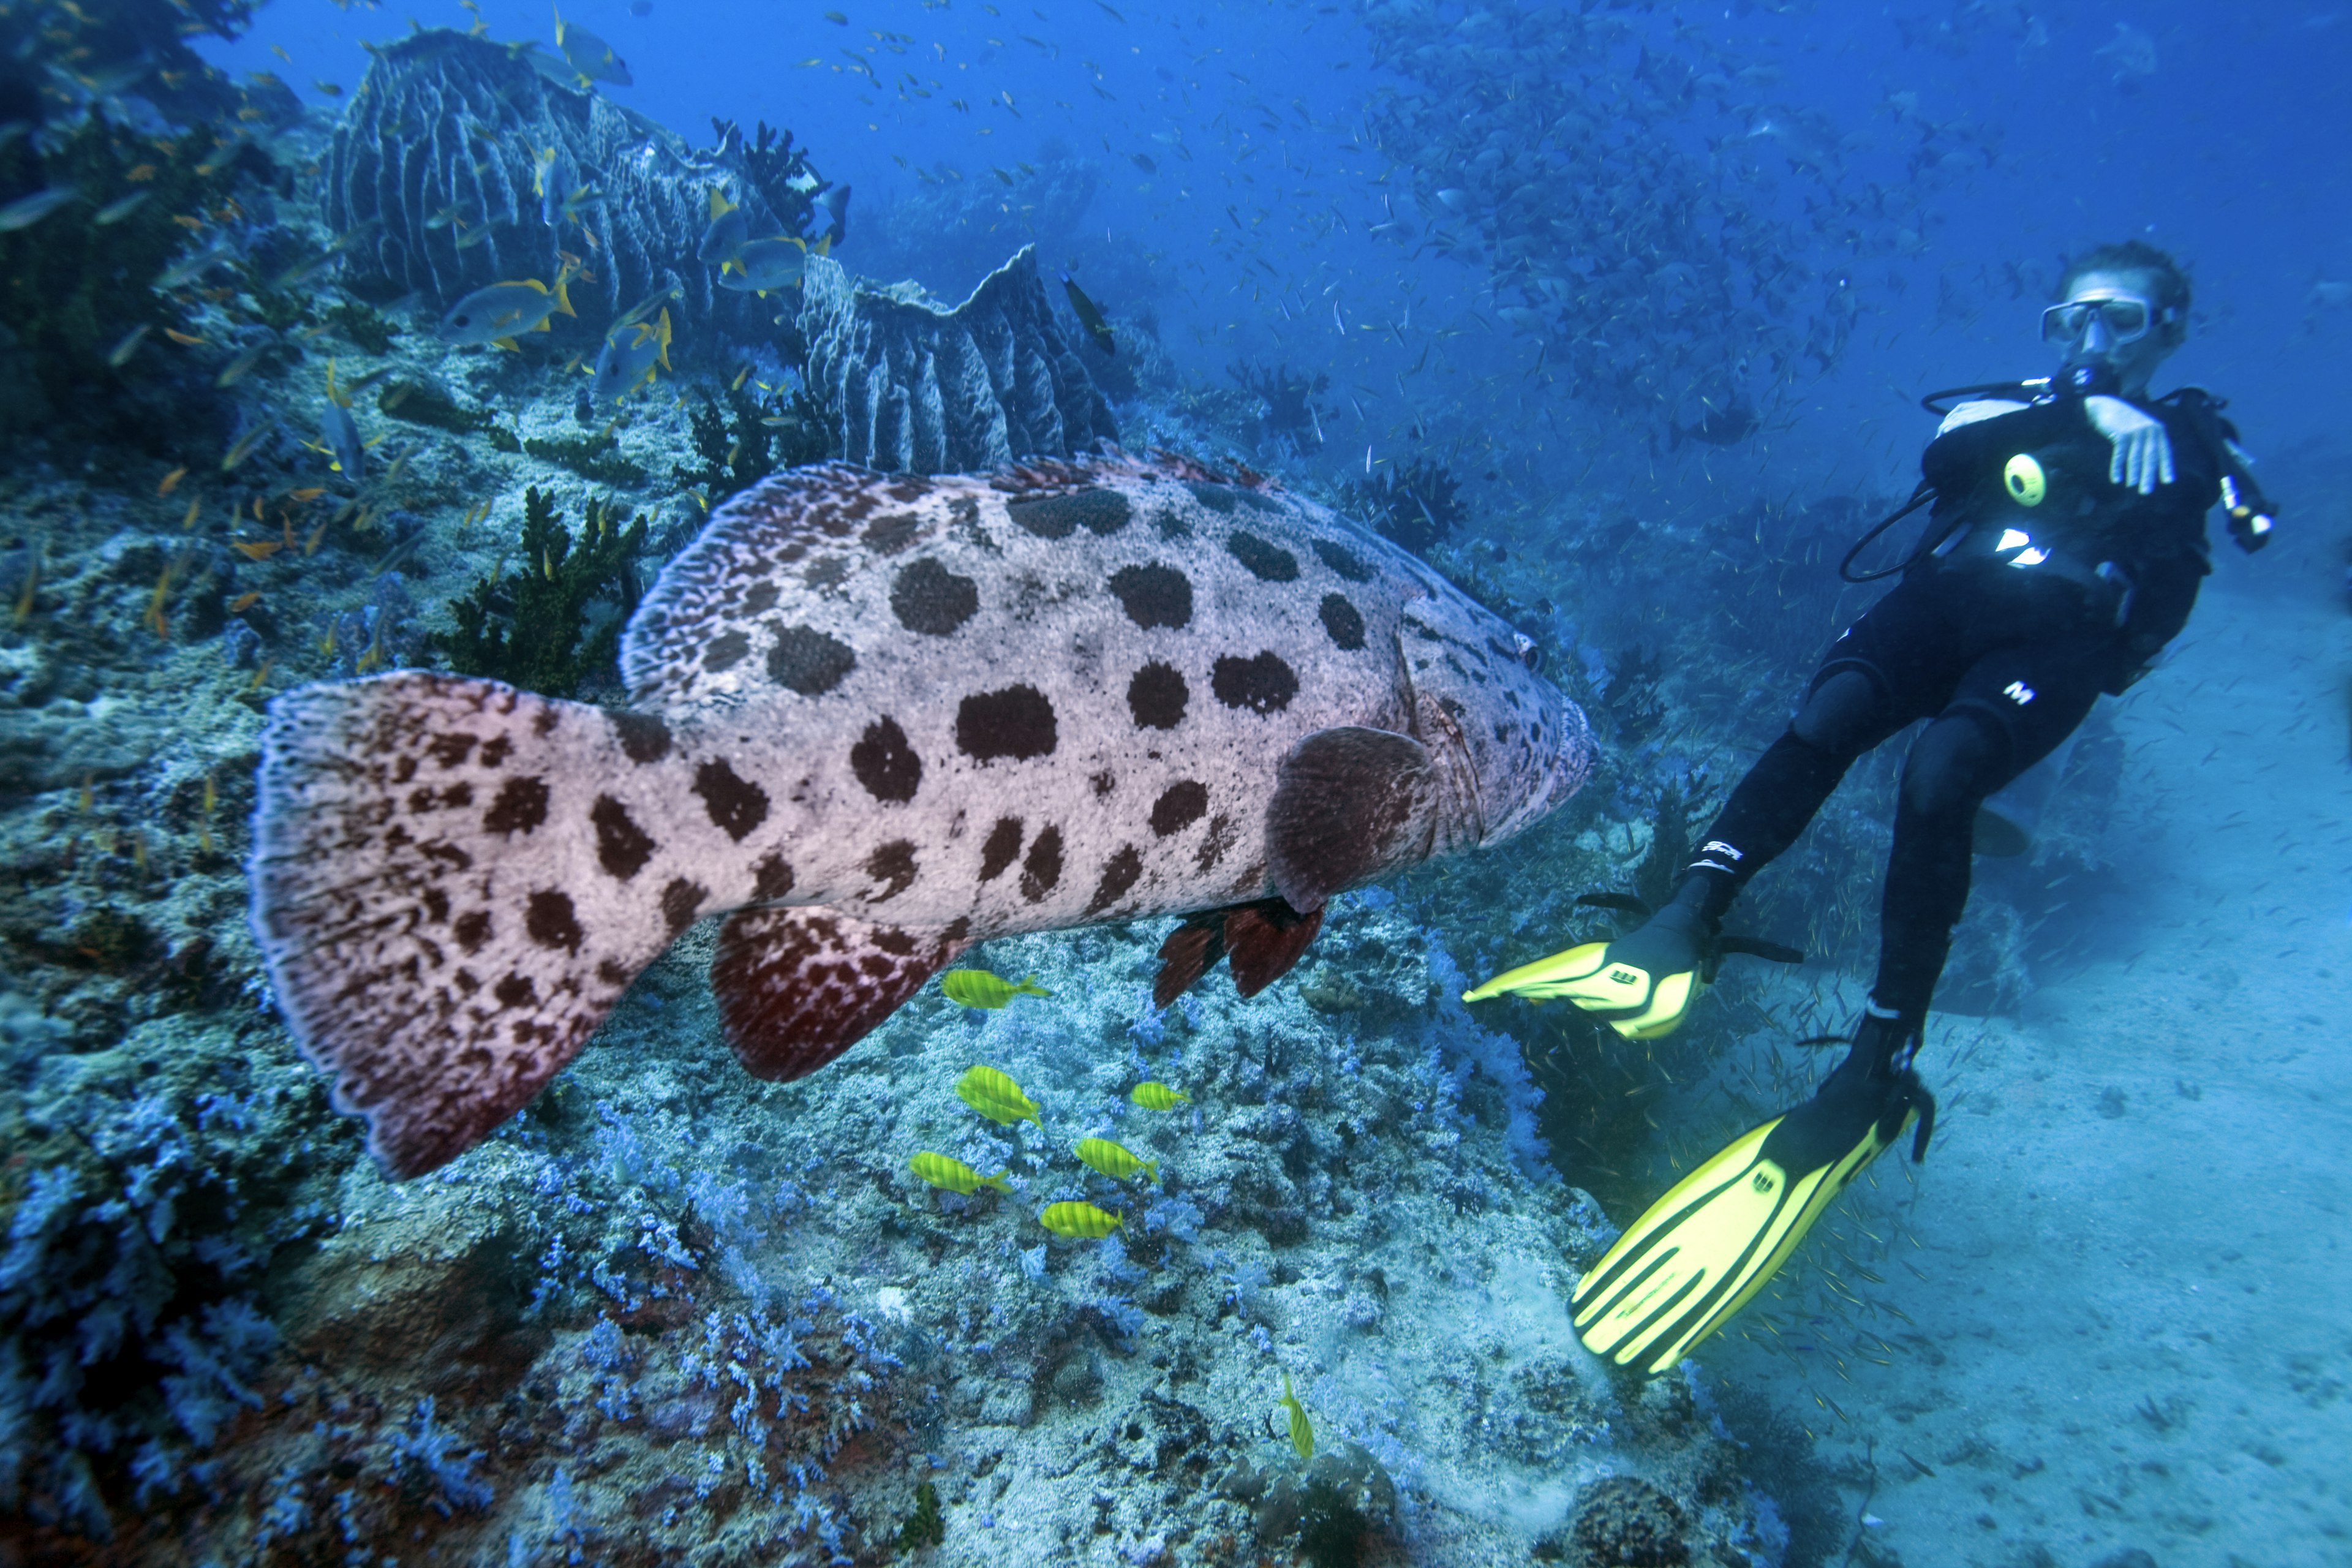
[2041,293,2159,346]
[2045,288,2173,396]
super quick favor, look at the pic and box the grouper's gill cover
[249,456,1596,1177]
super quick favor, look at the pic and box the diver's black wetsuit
[1676,387,2234,1035]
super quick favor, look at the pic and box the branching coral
[437,486,646,699]
[1338,456,1464,556]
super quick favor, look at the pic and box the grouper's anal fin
[1151,896,1324,1008]
[711,905,970,1080]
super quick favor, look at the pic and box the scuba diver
[1467,240,2278,1375]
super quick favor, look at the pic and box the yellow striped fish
[1039,1200,1123,1239]
[908,1152,1010,1195]
[1074,1137,1158,1185]
[956,1064,1041,1127]
[1129,1082,1191,1110]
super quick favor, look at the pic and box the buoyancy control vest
[1838,379,2275,690]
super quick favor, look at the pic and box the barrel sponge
[796,246,1118,474]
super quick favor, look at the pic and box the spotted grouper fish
[249,456,1594,1175]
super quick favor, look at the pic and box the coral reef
[1338,456,1466,557]
[436,486,646,699]
[796,247,1119,473]
[323,30,829,334]
[1228,361,1331,456]
[672,381,827,511]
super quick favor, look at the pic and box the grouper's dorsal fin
[619,462,974,712]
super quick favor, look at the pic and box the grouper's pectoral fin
[1265,725,1438,913]
[1151,897,1325,1008]
[711,905,970,1080]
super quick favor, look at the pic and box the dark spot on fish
[483,774,549,835]
[1127,661,1188,729]
[1085,845,1144,913]
[532,707,558,737]
[1008,489,1132,539]
[942,916,971,943]
[597,960,630,987]
[480,734,513,767]
[609,710,671,764]
[864,511,924,554]
[692,758,770,840]
[1212,650,1299,714]
[393,755,417,785]
[1319,593,1366,651]
[1204,818,1242,879]
[426,732,477,769]
[891,556,980,635]
[1312,539,1373,582]
[1186,481,1238,513]
[455,910,492,953]
[767,624,857,695]
[1149,780,1208,837]
[1152,507,1191,540]
[1090,769,1116,797]
[743,581,780,614]
[804,555,852,592]
[873,926,918,956]
[887,477,933,502]
[850,715,922,802]
[752,853,796,900]
[1226,531,1298,582]
[495,971,537,1008]
[591,794,657,880]
[979,816,1023,880]
[1107,563,1191,630]
[863,839,918,901]
[524,889,582,953]
[423,887,450,922]
[1019,824,1063,902]
[660,878,707,935]
[955,684,1058,763]
[704,630,752,673]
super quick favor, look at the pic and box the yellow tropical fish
[908,1152,1009,1195]
[941,969,1050,1009]
[1039,1200,1122,1239]
[955,1064,1041,1127]
[1278,1373,1314,1460]
[1074,1137,1158,1185]
[1129,1082,1191,1110]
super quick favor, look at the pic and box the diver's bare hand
[2085,395,2176,494]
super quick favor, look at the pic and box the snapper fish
[246,456,1594,1176]
[590,306,671,400]
[552,4,631,86]
[440,268,576,349]
[717,235,821,295]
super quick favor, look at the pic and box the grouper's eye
[1513,632,1543,673]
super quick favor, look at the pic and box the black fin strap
[1907,1077,1938,1163]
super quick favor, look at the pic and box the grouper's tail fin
[249,672,690,1178]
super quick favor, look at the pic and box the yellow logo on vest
[2003,453,2047,507]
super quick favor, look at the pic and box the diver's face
[2045,267,2178,395]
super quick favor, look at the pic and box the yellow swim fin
[1463,891,1800,1041]
[1569,1050,1935,1375]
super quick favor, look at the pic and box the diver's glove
[2084,395,2176,494]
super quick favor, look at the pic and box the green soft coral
[437,486,646,699]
